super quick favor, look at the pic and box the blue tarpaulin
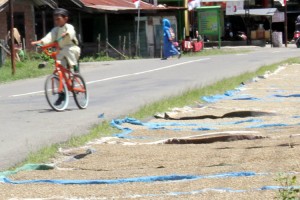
[0,171,258,185]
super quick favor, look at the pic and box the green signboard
[197,6,221,48]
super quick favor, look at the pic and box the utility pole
[135,0,141,57]
[9,0,16,75]
[284,1,288,47]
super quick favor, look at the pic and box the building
[0,0,57,49]
[0,0,184,58]
[157,0,300,45]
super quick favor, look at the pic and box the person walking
[162,18,181,60]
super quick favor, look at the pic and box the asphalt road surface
[0,47,299,170]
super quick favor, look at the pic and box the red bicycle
[37,40,88,111]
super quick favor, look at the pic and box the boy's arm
[63,24,76,39]
[31,28,56,46]
[41,31,55,44]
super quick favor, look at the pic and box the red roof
[82,0,152,9]
[81,0,184,12]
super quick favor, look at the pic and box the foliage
[80,52,116,62]
[276,174,300,200]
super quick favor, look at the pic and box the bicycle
[37,39,89,111]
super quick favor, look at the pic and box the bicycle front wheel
[44,74,69,111]
[72,74,89,109]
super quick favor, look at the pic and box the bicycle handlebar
[36,37,64,58]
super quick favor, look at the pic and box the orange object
[40,42,85,92]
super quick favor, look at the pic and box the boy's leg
[63,46,80,73]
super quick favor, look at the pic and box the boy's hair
[53,8,69,17]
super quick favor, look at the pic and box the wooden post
[35,34,38,52]
[135,3,141,57]
[128,32,132,58]
[78,12,83,42]
[42,10,46,36]
[9,0,15,75]
[22,38,26,51]
[118,35,121,51]
[284,2,288,47]
[97,33,101,53]
[123,36,126,54]
[105,13,109,56]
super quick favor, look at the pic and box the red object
[182,40,193,51]
[294,31,300,39]
[193,41,203,52]
[182,40,203,52]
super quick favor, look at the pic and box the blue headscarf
[163,18,171,31]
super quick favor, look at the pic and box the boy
[31,8,80,73]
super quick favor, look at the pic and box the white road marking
[10,58,211,98]
[11,90,45,97]
[271,51,281,53]
[235,54,248,56]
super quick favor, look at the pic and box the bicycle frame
[40,42,85,93]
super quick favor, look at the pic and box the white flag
[133,0,140,8]
[188,0,195,11]
[275,0,286,6]
[188,0,200,11]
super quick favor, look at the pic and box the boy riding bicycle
[32,8,80,73]
[32,8,81,106]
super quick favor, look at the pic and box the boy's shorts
[57,45,81,67]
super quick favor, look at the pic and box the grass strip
[7,57,300,170]
[0,60,53,83]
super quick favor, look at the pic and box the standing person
[7,28,22,61]
[31,8,80,73]
[296,15,300,31]
[162,18,181,60]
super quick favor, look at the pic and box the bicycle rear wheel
[72,74,89,109]
[44,74,69,111]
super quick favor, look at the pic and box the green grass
[0,60,53,83]
[5,57,300,170]
[80,55,116,62]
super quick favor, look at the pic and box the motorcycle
[294,31,300,48]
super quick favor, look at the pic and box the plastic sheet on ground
[0,171,259,185]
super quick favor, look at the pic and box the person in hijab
[162,18,180,60]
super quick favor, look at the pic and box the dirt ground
[1,64,300,200]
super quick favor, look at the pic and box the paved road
[0,47,299,170]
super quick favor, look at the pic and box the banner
[226,1,244,15]
[198,9,219,35]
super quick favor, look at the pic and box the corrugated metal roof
[0,0,8,12]
[32,0,57,8]
[82,0,152,9]
[0,0,58,12]
[81,0,184,12]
